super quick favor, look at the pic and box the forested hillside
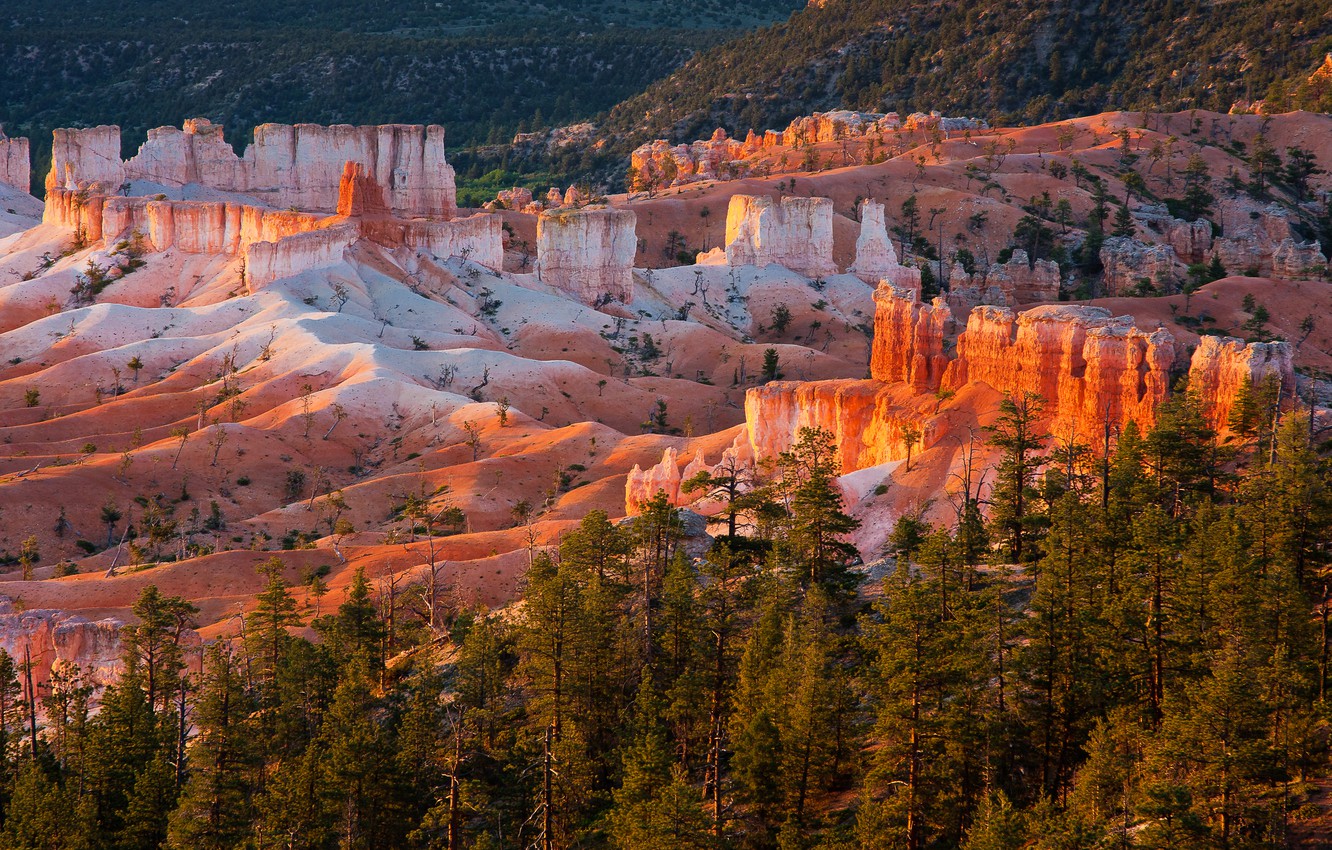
[0,0,802,190]
[4,395,1331,848]
[604,0,1332,144]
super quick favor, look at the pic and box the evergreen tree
[986,393,1048,564]
[167,644,257,850]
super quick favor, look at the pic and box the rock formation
[625,447,684,514]
[630,129,748,189]
[0,130,29,193]
[43,188,326,254]
[724,194,835,278]
[1271,238,1328,279]
[1100,237,1178,294]
[0,601,124,694]
[985,250,1061,303]
[945,304,1176,436]
[47,120,458,218]
[45,163,502,288]
[1187,335,1295,432]
[245,224,360,290]
[870,283,952,392]
[1210,200,1326,278]
[536,207,637,305]
[48,125,125,194]
[848,200,923,290]
[746,380,938,474]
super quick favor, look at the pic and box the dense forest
[603,0,1332,145]
[0,0,803,192]
[1,386,1330,849]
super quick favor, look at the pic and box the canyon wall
[869,283,952,392]
[0,603,124,694]
[245,223,360,290]
[0,131,29,193]
[746,379,939,474]
[945,305,1176,436]
[1187,335,1295,432]
[724,194,835,278]
[47,121,457,218]
[44,188,325,254]
[536,207,637,305]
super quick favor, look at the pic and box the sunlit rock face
[536,207,637,305]
[1187,335,1295,433]
[47,121,457,219]
[870,283,952,393]
[724,194,835,279]
[945,304,1176,436]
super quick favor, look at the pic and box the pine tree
[607,670,709,849]
[167,644,257,850]
[986,393,1048,564]
[779,427,861,593]
[123,585,198,715]
[245,557,304,692]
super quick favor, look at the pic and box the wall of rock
[536,207,637,305]
[1187,335,1295,432]
[0,603,124,695]
[745,379,939,474]
[43,188,325,254]
[945,304,1177,435]
[244,224,360,290]
[47,120,458,218]
[724,194,835,278]
[0,131,29,193]
[870,283,953,392]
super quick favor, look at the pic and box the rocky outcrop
[0,602,124,694]
[245,224,359,290]
[986,250,1061,303]
[945,305,1176,435]
[1210,200,1327,278]
[44,188,325,254]
[746,380,938,473]
[848,200,922,290]
[1271,238,1328,279]
[45,164,502,282]
[630,129,748,189]
[1100,237,1177,295]
[47,121,458,218]
[48,126,125,194]
[1187,335,1295,432]
[724,194,835,278]
[485,187,533,211]
[625,447,685,514]
[870,283,953,392]
[0,131,29,193]
[1137,210,1213,264]
[536,207,636,305]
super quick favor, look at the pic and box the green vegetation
[2,409,1329,847]
[604,0,1332,144]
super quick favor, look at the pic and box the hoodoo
[724,194,835,278]
[536,207,637,305]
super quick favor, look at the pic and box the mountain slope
[603,0,1332,143]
